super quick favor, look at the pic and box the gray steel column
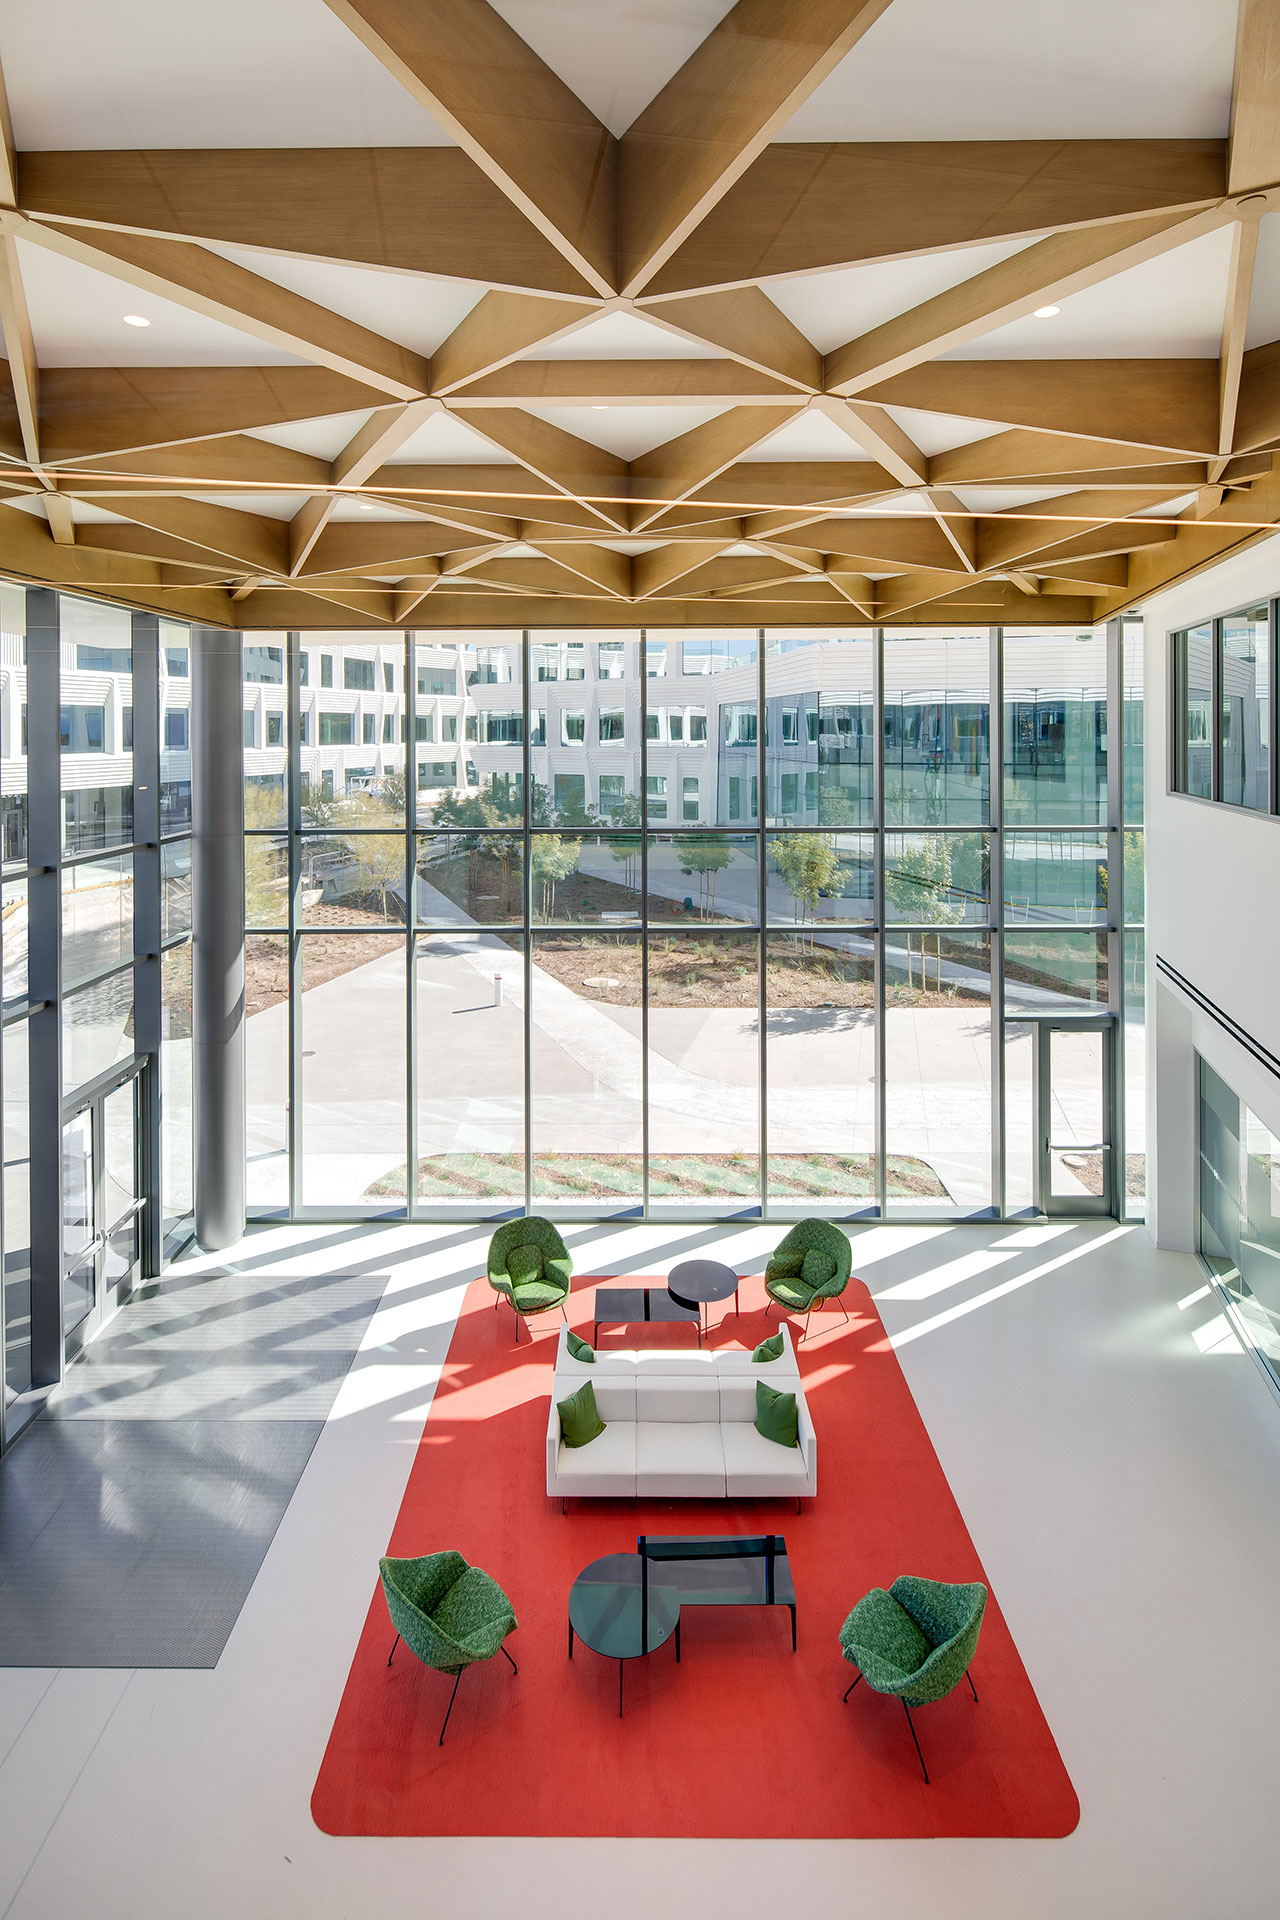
[26,588,63,1387]
[192,624,245,1249]
[131,612,163,1276]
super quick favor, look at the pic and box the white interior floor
[3,1217,1279,1920]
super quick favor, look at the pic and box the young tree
[531,835,581,921]
[243,783,287,926]
[884,834,964,992]
[770,833,845,942]
[606,793,642,897]
[678,837,734,919]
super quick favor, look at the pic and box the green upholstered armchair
[764,1218,853,1341]
[487,1217,573,1343]
[839,1575,987,1782]
[380,1550,518,1745]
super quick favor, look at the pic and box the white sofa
[546,1324,817,1503]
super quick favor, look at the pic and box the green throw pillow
[557,1380,606,1448]
[801,1248,836,1289]
[769,1252,805,1279]
[506,1242,544,1286]
[566,1329,595,1364]
[752,1332,785,1363]
[755,1380,798,1449]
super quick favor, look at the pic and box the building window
[646,774,667,819]
[599,773,626,814]
[415,714,434,743]
[298,653,309,687]
[562,710,586,744]
[682,776,699,822]
[723,704,757,746]
[344,657,375,692]
[267,712,283,746]
[805,768,818,812]
[689,708,707,743]
[165,645,189,678]
[243,711,256,749]
[668,710,684,742]
[645,711,660,740]
[1172,623,1213,800]
[245,645,283,684]
[530,710,546,746]
[299,711,310,746]
[321,768,334,800]
[728,776,740,821]
[598,709,624,742]
[61,705,106,753]
[598,642,625,680]
[319,712,354,746]
[420,665,457,696]
[163,709,188,751]
[485,711,523,744]
[76,644,131,672]
[646,643,667,677]
[682,636,756,675]
[469,651,507,687]
[362,713,376,745]
[320,654,333,689]
[383,714,395,742]
[555,773,586,815]
[807,708,820,743]
[779,771,798,815]
[1221,605,1270,811]
[122,707,134,751]
[442,714,457,743]
[781,707,798,743]
[418,760,455,788]
[465,714,478,741]
[383,662,395,692]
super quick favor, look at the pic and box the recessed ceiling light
[592,404,608,410]
[1033,305,1060,319]
[356,500,377,511]
[123,313,151,327]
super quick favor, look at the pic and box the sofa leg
[902,1701,929,1784]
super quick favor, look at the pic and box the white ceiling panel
[248,414,376,461]
[16,239,308,367]
[529,311,721,358]
[952,487,1077,513]
[1132,492,1199,517]
[383,416,520,464]
[327,500,430,523]
[946,226,1237,359]
[1246,212,1280,352]
[204,249,485,356]
[780,0,1234,141]
[880,406,1009,457]
[187,492,313,521]
[3,0,452,149]
[767,241,1037,353]
[738,409,869,461]
[519,403,729,458]
[490,0,736,135]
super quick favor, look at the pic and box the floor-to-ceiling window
[242,621,1142,1223]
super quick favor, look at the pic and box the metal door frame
[62,1062,145,1363]
[1032,1017,1117,1218]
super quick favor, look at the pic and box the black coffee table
[568,1552,681,1716]
[593,1285,701,1346]
[667,1258,740,1338]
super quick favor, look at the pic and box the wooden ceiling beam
[803,516,961,569]
[0,496,233,619]
[458,408,630,526]
[825,209,1225,393]
[618,0,893,296]
[629,405,806,527]
[120,494,290,573]
[430,291,601,394]
[0,233,39,471]
[523,539,631,597]
[287,399,439,574]
[322,0,616,294]
[645,138,1228,296]
[1229,0,1280,193]
[811,396,929,485]
[927,428,1228,488]
[450,358,799,405]
[635,287,823,389]
[1216,208,1264,471]
[11,215,428,398]
[64,432,334,492]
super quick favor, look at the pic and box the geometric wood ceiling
[0,0,1279,629]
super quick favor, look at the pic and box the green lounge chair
[380,1550,518,1745]
[764,1218,852,1341]
[487,1216,573,1344]
[839,1574,986,1782]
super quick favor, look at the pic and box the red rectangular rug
[311,1276,1078,1839]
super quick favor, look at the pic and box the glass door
[1034,1020,1115,1217]
[63,1072,142,1361]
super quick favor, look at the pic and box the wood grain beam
[322,0,616,294]
[825,209,1224,393]
[459,408,629,524]
[1229,0,1280,193]
[631,539,740,597]
[1216,208,1264,469]
[450,359,799,404]
[811,396,929,484]
[694,459,895,506]
[637,287,823,389]
[644,138,1228,296]
[523,539,631,596]
[629,405,806,527]
[927,428,1223,488]
[0,234,39,469]
[431,291,599,394]
[287,399,439,573]
[121,495,289,573]
[12,216,429,398]
[618,0,895,295]
[39,367,384,464]
[65,433,334,491]
[861,360,1221,456]
[0,497,233,620]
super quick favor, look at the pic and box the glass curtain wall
[1,589,193,1452]
[1199,1057,1280,1388]
[243,622,1142,1224]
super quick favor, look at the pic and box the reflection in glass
[647,931,759,1204]
[767,831,873,926]
[1123,829,1144,924]
[765,628,874,826]
[1124,929,1146,1219]
[246,933,288,1207]
[884,832,988,923]
[527,634,641,827]
[647,833,757,924]
[298,830,405,927]
[246,834,288,929]
[161,943,193,1237]
[420,633,516,826]
[1003,627,1106,825]
[411,932,524,1206]
[1003,1021,1036,1214]
[62,970,133,1092]
[61,1108,94,1334]
[1220,605,1269,810]
[161,839,192,943]
[101,1079,137,1290]
[526,832,641,925]
[1003,831,1106,924]
[2,878,27,1010]
[884,629,989,826]
[418,831,525,926]
[62,853,133,988]
[1123,618,1144,824]
[885,929,991,1214]
[300,933,406,1206]
[1173,623,1213,797]
[766,933,874,1209]
[2,1016,31,1402]
[1004,930,1106,1010]
[531,929,642,1208]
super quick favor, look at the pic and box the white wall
[1143,531,1280,1247]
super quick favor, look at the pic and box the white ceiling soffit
[779,0,1234,141]
[879,406,1008,457]
[766,241,1038,353]
[946,226,1238,360]
[529,311,722,359]
[327,499,428,522]
[517,403,729,459]
[1132,491,1199,517]
[15,238,307,367]
[384,414,521,464]
[247,413,376,460]
[597,538,665,554]
[490,0,737,137]
[187,491,314,521]
[738,409,871,461]
[951,486,1078,513]
[203,248,486,356]
[2,0,453,149]
[1246,212,1280,352]
[845,491,934,515]
[68,500,135,525]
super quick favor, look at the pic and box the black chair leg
[500,1643,518,1675]
[789,1605,797,1652]
[902,1701,929,1784]
[842,1670,862,1704]
[837,1297,850,1325]
[439,1669,464,1746]
[966,1668,978,1703]
[387,1632,401,1668]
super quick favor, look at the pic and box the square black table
[593,1285,701,1346]
[638,1534,797,1650]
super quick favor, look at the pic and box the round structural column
[192,624,245,1250]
